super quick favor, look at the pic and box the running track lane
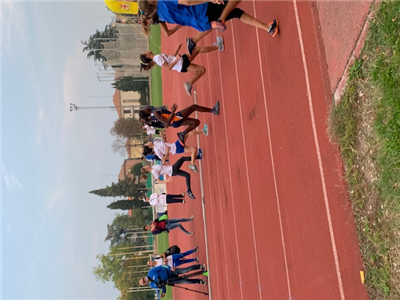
[163,1,369,299]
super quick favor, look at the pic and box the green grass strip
[329,1,400,299]
[148,26,171,299]
[149,27,163,107]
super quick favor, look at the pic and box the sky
[1,2,129,299]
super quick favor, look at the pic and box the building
[100,23,149,78]
[113,89,142,119]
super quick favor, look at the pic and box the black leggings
[206,1,244,22]
[172,157,192,191]
[166,194,184,204]
[167,264,203,285]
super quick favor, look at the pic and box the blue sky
[2,2,129,299]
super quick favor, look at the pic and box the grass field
[148,26,172,300]
[329,1,400,298]
[156,233,172,300]
[148,27,163,107]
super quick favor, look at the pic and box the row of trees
[94,214,154,300]
[91,177,155,300]
[83,22,155,300]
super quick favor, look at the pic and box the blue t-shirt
[157,0,211,32]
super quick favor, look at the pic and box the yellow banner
[104,0,139,15]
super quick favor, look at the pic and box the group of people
[137,103,214,293]
[135,1,280,295]
[139,102,219,200]
[138,0,279,96]
[139,245,208,297]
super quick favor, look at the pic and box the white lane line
[251,1,292,298]
[230,22,262,299]
[203,49,234,299]
[292,1,345,299]
[194,87,213,300]
[204,89,232,299]
[215,39,245,300]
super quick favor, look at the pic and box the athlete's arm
[160,23,182,37]
[164,54,181,71]
[154,111,170,127]
[173,43,182,56]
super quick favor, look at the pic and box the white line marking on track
[251,1,293,298]
[230,22,262,300]
[292,1,345,299]
[215,42,245,300]
[194,89,212,300]
[203,51,234,299]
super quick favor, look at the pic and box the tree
[110,118,144,139]
[112,136,144,156]
[89,178,150,198]
[107,199,148,210]
[112,76,149,92]
[81,24,118,65]
[130,163,144,177]
[112,212,151,233]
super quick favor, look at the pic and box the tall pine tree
[89,178,149,198]
[107,199,148,210]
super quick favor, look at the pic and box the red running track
[159,1,369,299]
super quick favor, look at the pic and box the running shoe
[202,264,207,272]
[195,257,199,263]
[186,231,194,236]
[190,214,194,221]
[211,19,226,31]
[211,101,220,115]
[202,124,209,136]
[182,199,185,204]
[201,279,208,286]
[194,246,199,253]
[188,164,199,173]
[196,148,203,160]
[212,36,224,51]
[177,132,186,145]
[183,82,193,96]
[187,190,196,199]
[267,19,279,38]
[203,271,209,277]
[186,38,196,55]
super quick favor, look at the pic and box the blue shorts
[174,140,185,154]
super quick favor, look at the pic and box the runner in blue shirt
[138,0,278,54]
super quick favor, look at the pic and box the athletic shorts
[174,140,185,154]
[206,1,244,23]
[170,111,184,128]
[180,54,191,73]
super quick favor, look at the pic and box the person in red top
[143,215,194,236]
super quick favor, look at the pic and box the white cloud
[47,187,64,210]
[38,108,44,121]
[2,2,29,54]
[2,163,23,191]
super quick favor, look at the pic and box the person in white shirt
[139,37,224,97]
[142,124,159,136]
[144,135,203,173]
[143,193,185,205]
[141,159,196,199]
[148,246,199,268]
